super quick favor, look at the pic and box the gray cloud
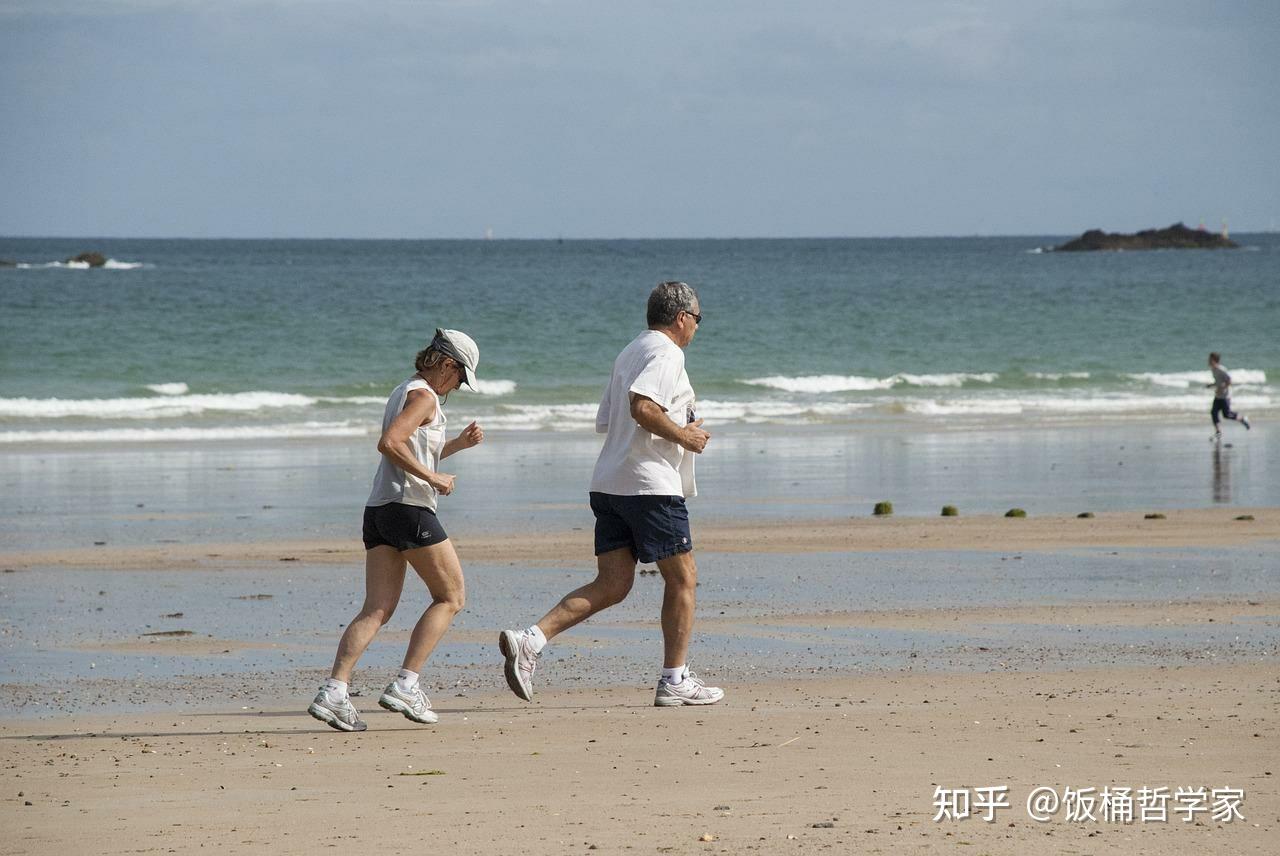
[2,1,1277,237]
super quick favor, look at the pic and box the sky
[1,1,1277,239]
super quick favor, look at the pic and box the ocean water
[1,235,1277,444]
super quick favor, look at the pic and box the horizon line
[4,228,1277,242]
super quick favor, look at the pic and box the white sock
[395,669,419,693]
[322,678,348,703]
[662,665,688,685]
[526,625,547,653]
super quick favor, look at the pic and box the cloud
[2,1,1276,237]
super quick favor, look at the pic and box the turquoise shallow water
[1,235,1277,442]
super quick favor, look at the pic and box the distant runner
[1206,352,1251,440]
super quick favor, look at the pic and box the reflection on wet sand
[1212,444,1231,503]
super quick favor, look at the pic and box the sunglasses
[684,309,703,325]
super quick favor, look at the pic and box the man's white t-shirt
[589,330,697,498]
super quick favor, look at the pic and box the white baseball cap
[430,328,479,390]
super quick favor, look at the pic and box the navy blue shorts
[589,491,692,565]
[1211,397,1239,425]
[362,502,449,551]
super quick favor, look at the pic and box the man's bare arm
[629,394,710,453]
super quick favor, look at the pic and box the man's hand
[678,418,711,453]
[631,394,711,453]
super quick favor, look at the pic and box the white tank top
[366,377,447,510]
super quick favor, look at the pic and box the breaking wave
[0,422,370,444]
[743,373,997,393]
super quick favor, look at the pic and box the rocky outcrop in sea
[1055,222,1238,251]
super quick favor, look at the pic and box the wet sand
[4,507,1277,570]
[3,422,1276,553]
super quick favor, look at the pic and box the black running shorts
[362,502,449,551]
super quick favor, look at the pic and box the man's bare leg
[534,546,637,640]
[655,549,697,669]
[500,547,635,702]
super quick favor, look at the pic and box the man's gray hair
[647,280,698,327]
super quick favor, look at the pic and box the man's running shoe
[307,690,368,732]
[378,681,439,724]
[1241,415,1251,430]
[654,670,724,707]
[499,629,540,701]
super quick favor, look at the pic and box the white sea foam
[474,398,880,430]
[470,378,517,396]
[0,387,511,421]
[698,399,874,423]
[905,399,1024,416]
[146,382,190,396]
[0,422,371,445]
[0,391,319,419]
[14,258,146,270]
[743,372,996,393]
[480,403,599,430]
[317,395,384,406]
[744,374,894,393]
[1028,371,1091,381]
[1127,369,1267,389]
[904,393,1271,417]
[896,373,997,387]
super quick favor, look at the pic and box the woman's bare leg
[399,539,466,673]
[329,546,407,682]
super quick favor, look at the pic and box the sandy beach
[3,666,1275,855]
[2,505,1277,854]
